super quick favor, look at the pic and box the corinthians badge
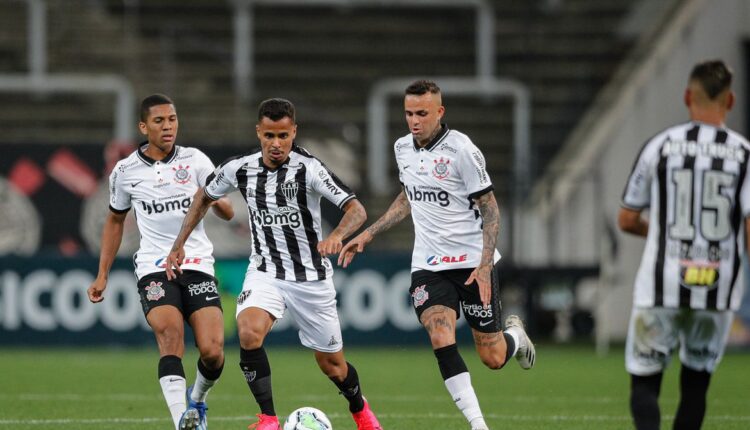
[432,157,450,180]
[172,164,191,184]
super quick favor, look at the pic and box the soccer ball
[283,407,332,430]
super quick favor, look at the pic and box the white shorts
[236,268,343,353]
[625,306,733,375]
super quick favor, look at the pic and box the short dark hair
[405,80,441,96]
[258,98,296,123]
[140,94,174,121]
[689,60,733,99]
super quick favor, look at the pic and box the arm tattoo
[365,190,411,237]
[476,192,500,268]
[330,200,367,240]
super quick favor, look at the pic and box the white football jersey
[109,143,216,279]
[622,121,750,311]
[395,125,501,272]
[205,145,355,282]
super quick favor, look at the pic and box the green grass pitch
[0,344,747,429]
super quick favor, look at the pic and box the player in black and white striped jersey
[166,98,382,430]
[619,60,750,430]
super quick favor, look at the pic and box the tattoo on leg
[474,331,502,348]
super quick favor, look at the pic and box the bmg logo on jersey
[140,197,191,215]
[405,185,450,207]
[252,208,301,228]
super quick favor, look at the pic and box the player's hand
[87,276,107,303]
[465,264,492,308]
[165,247,185,280]
[317,234,343,258]
[337,230,373,268]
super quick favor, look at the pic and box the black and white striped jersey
[205,145,355,281]
[622,121,750,311]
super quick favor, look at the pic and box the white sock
[470,416,489,430]
[159,375,187,429]
[444,372,484,425]
[504,327,522,357]
[190,366,219,403]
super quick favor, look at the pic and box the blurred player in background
[87,94,234,430]
[339,80,535,430]
[618,60,749,430]
[166,98,382,430]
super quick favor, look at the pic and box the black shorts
[137,270,222,319]
[410,265,502,333]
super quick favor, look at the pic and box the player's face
[405,93,445,146]
[139,104,178,150]
[257,115,297,169]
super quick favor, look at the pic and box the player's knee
[199,343,224,369]
[428,329,455,349]
[317,356,346,379]
[237,323,265,349]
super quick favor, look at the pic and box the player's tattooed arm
[165,187,213,279]
[318,199,367,257]
[475,191,500,269]
[337,190,411,267]
[465,191,499,307]
[365,190,411,237]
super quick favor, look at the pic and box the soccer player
[87,94,234,430]
[618,60,749,430]
[165,98,382,430]
[339,80,535,430]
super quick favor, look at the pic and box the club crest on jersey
[412,284,429,308]
[280,181,298,200]
[172,164,191,184]
[432,157,451,180]
[145,281,165,301]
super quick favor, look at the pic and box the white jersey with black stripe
[394,124,501,273]
[622,121,750,311]
[109,143,217,279]
[205,145,355,282]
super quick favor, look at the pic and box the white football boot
[504,315,536,369]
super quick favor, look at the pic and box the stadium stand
[0,0,637,247]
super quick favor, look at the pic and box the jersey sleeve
[310,159,356,208]
[621,139,660,210]
[458,141,494,199]
[108,164,131,213]
[193,149,217,187]
[739,152,750,217]
[205,158,240,200]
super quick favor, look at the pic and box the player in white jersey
[619,60,750,430]
[165,98,382,430]
[340,80,535,430]
[87,94,234,430]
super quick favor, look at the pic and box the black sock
[330,362,365,413]
[630,373,663,430]
[240,347,275,416]
[503,332,516,365]
[673,366,711,430]
[434,344,468,380]
[158,355,185,379]
[198,357,224,381]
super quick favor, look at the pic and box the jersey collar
[136,141,178,166]
[413,124,450,152]
[258,151,292,171]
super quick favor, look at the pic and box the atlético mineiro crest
[172,164,191,184]
[280,181,298,201]
[412,284,429,308]
[145,281,165,301]
[432,157,450,180]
